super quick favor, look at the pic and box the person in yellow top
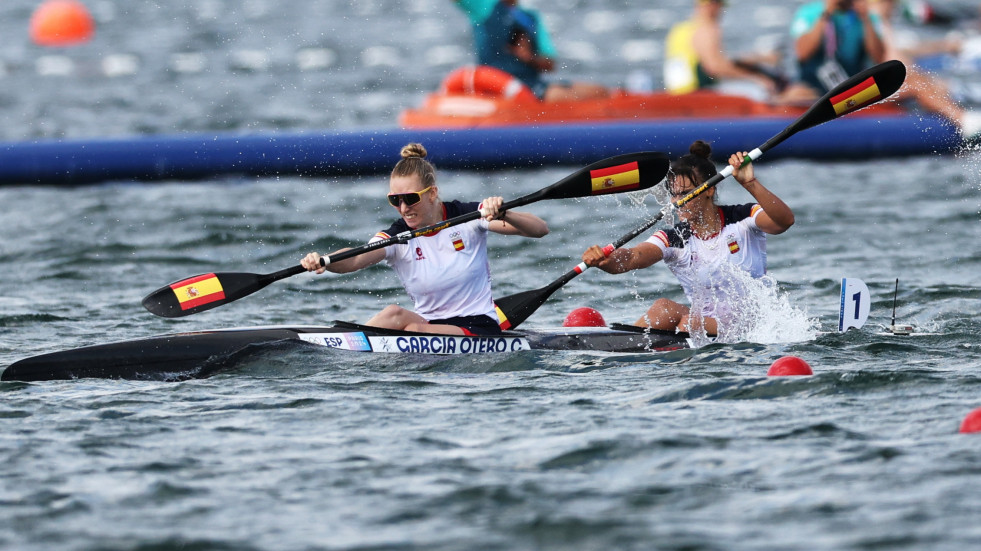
[664,0,816,104]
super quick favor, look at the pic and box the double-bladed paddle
[494,60,908,329]
[143,151,670,318]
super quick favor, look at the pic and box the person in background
[900,0,981,29]
[580,141,795,339]
[451,0,609,101]
[880,0,965,59]
[301,143,549,336]
[791,0,886,94]
[664,0,818,104]
[868,0,981,141]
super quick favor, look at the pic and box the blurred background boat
[0,0,976,185]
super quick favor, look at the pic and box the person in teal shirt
[791,0,886,94]
[451,0,607,101]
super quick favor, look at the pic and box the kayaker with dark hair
[301,142,549,336]
[581,141,795,339]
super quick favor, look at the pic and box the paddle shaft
[147,196,542,312]
[254,161,645,276]
[315,150,671,269]
[495,61,907,328]
[318,192,543,267]
[143,151,670,317]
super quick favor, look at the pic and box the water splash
[738,275,818,344]
[653,183,685,226]
[624,188,654,208]
[956,147,981,216]
[686,265,818,346]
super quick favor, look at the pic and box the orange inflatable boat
[399,65,904,129]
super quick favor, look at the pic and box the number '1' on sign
[839,278,870,332]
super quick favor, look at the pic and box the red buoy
[562,307,606,327]
[767,356,813,376]
[30,0,95,47]
[959,408,981,434]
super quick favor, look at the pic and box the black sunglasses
[387,185,433,207]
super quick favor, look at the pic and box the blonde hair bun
[400,143,428,160]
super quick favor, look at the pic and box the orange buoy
[563,307,607,327]
[959,408,981,434]
[767,356,813,376]
[30,0,95,47]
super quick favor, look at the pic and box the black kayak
[1,321,691,382]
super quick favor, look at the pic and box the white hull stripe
[299,332,532,354]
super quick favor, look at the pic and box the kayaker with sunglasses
[300,142,549,336]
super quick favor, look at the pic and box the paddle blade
[142,272,269,318]
[495,275,572,330]
[537,151,669,201]
[793,60,906,135]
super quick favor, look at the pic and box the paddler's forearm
[305,247,385,274]
[743,179,795,231]
[585,243,660,274]
[332,247,386,273]
[597,247,635,274]
[494,211,550,237]
[321,253,360,273]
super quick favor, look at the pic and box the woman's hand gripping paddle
[142,151,670,318]
[493,60,907,330]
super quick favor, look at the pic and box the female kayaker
[581,140,795,338]
[301,142,549,336]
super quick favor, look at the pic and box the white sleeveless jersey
[370,201,496,321]
[645,204,767,321]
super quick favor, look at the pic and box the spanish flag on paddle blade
[170,273,226,311]
[590,161,640,195]
[830,77,882,116]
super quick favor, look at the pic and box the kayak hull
[1,322,691,382]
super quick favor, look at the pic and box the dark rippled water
[3,1,981,550]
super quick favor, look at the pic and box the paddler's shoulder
[443,200,481,218]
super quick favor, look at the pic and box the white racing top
[372,200,497,321]
[647,203,768,323]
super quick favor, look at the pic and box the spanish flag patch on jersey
[728,240,740,254]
